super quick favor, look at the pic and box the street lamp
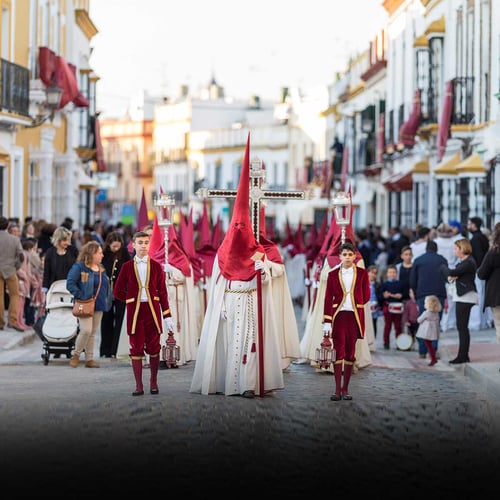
[23,84,63,128]
[331,190,352,244]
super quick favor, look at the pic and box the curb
[464,363,500,399]
[1,330,37,350]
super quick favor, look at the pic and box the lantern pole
[154,193,179,368]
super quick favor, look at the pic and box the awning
[413,34,429,48]
[0,145,10,159]
[425,16,446,37]
[383,169,413,192]
[412,157,429,174]
[351,187,375,206]
[78,167,98,189]
[456,152,487,176]
[363,164,383,177]
[433,152,461,176]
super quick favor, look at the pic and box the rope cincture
[224,288,257,364]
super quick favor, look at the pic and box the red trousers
[128,302,161,359]
[382,307,402,345]
[332,311,360,363]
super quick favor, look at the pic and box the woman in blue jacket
[66,241,111,368]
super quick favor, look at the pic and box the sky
[89,0,388,118]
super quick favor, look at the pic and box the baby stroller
[34,279,79,365]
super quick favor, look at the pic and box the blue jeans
[416,296,445,355]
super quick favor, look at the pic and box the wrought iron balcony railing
[451,76,474,125]
[0,58,30,117]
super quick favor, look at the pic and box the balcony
[0,58,30,117]
[451,77,474,125]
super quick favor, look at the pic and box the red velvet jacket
[113,258,171,335]
[323,263,370,338]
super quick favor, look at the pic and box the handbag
[72,298,95,318]
[72,271,102,318]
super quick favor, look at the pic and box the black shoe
[342,394,353,400]
[150,388,159,395]
[330,394,341,401]
[449,358,467,364]
[241,390,255,399]
[159,360,169,370]
[132,390,144,396]
[384,343,390,350]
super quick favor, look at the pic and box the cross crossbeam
[196,157,306,239]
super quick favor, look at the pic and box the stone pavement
[2,318,500,498]
[3,319,499,396]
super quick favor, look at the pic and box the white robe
[284,252,306,301]
[268,260,302,369]
[162,264,200,364]
[190,256,284,396]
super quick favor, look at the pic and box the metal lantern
[331,191,352,244]
[154,193,175,228]
[315,334,335,370]
[154,193,175,267]
[162,330,180,369]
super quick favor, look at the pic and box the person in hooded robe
[259,206,301,370]
[190,134,284,398]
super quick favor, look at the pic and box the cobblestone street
[2,307,500,497]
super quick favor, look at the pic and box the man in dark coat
[409,240,448,358]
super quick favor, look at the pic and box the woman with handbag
[66,241,111,368]
[99,231,131,358]
[439,238,478,364]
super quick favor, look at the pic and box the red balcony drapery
[94,116,107,172]
[399,90,421,147]
[377,112,385,163]
[38,47,88,109]
[383,169,413,192]
[437,81,453,162]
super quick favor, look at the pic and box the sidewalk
[438,326,500,398]
[0,325,37,350]
[370,324,500,398]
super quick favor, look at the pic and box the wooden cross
[196,156,307,239]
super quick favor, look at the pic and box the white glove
[164,263,174,273]
[323,323,332,335]
[41,287,48,294]
[220,309,227,321]
[199,283,208,290]
[286,244,294,251]
[254,260,264,271]
[304,278,311,286]
[312,281,319,289]
[165,317,174,332]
